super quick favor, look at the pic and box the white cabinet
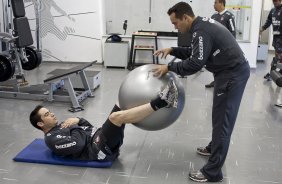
[257,43,268,61]
[104,41,129,68]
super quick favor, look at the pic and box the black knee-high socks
[150,96,168,111]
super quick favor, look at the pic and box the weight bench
[44,61,96,112]
[0,61,97,112]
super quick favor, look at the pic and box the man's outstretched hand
[153,48,173,59]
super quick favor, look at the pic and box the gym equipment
[10,0,25,18]
[269,59,282,108]
[0,61,97,112]
[13,139,113,168]
[0,0,41,83]
[0,0,98,112]
[13,17,34,47]
[0,55,15,82]
[118,64,185,131]
[48,70,101,90]
[127,31,159,70]
[270,70,282,87]
[270,59,282,87]
[21,46,42,70]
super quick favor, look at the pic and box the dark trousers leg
[206,141,212,152]
[201,63,250,181]
[271,57,278,71]
[272,37,282,72]
[101,105,125,152]
[272,51,282,74]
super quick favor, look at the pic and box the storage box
[104,41,129,68]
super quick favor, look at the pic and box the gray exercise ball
[118,64,185,131]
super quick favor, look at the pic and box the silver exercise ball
[118,64,185,131]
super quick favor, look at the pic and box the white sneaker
[159,80,178,108]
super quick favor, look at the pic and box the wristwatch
[167,61,174,71]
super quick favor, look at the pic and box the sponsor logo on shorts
[56,135,67,139]
[80,126,88,130]
[97,150,106,160]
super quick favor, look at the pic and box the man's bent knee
[109,112,123,127]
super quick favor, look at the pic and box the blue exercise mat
[13,138,112,168]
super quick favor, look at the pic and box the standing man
[152,2,250,182]
[260,0,282,81]
[205,0,236,88]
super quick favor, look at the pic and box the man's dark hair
[30,105,43,130]
[218,0,226,7]
[167,2,195,19]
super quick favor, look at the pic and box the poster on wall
[24,0,102,62]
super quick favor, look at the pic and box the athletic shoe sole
[196,149,211,156]
[189,175,208,182]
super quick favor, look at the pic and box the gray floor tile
[0,54,281,184]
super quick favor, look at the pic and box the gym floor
[0,53,281,184]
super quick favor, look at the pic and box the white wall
[104,0,215,35]
[263,0,275,50]
[238,0,262,68]
[25,0,103,63]
[264,0,272,10]
[102,0,262,68]
[0,1,3,52]
[1,0,262,67]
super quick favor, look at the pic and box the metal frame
[33,0,41,51]
[45,69,94,112]
[0,1,96,112]
[0,67,95,112]
[1,0,12,51]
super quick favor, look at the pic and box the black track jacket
[168,17,246,76]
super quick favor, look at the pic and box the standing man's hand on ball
[151,65,169,78]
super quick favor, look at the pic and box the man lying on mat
[29,81,178,161]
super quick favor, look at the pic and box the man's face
[169,12,190,33]
[214,0,222,12]
[37,108,58,129]
[273,0,282,8]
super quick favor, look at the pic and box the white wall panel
[24,0,103,62]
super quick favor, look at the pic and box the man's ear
[183,14,189,20]
[37,121,44,128]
